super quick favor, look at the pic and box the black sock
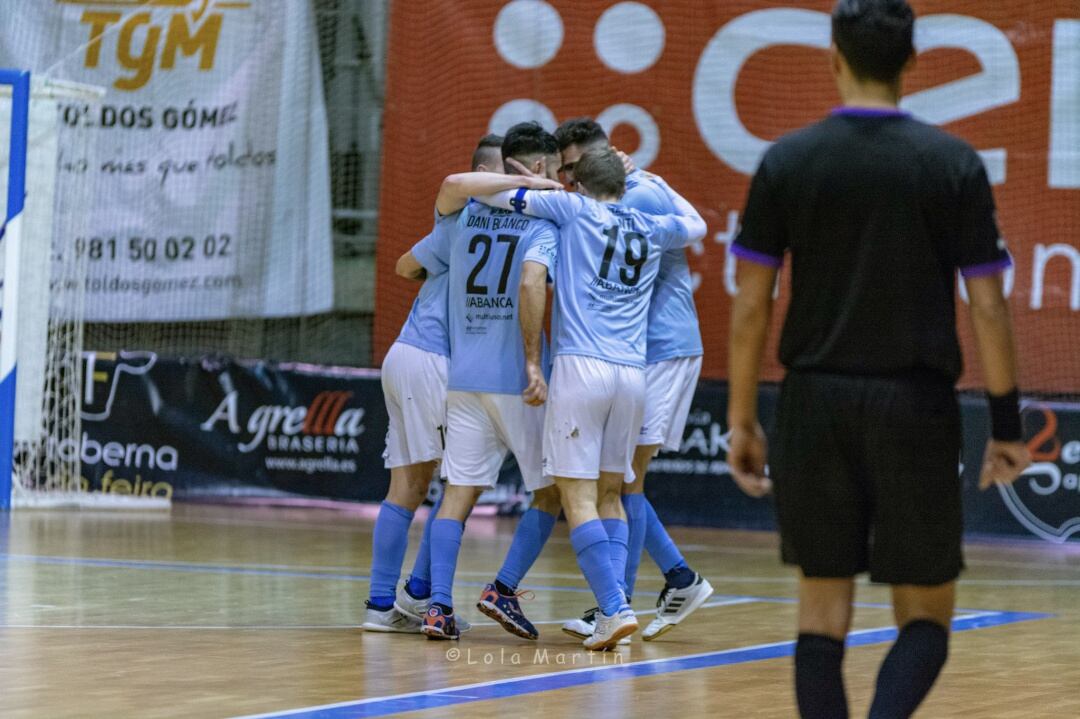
[494,580,515,596]
[433,602,453,615]
[366,599,394,612]
[664,562,695,589]
[795,633,848,719]
[868,620,949,719]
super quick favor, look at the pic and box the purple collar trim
[832,106,909,118]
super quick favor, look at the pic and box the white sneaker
[561,607,597,639]
[583,607,638,651]
[394,582,430,621]
[361,605,422,633]
[394,584,471,632]
[642,574,714,641]
[563,607,631,644]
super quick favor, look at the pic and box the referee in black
[726,1,1031,717]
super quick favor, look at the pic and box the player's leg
[364,343,446,633]
[772,371,869,718]
[620,446,653,600]
[423,391,500,640]
[477,398,557,640]
[395,485,443,620]
[864,375,963,718]
[580,361,647,650]
[546,356,635,650]
[628,357,712,639]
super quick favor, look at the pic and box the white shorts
[639,355,703,452]
[381,341,448,468]
[443,391,552,492]
[543,355,645,481]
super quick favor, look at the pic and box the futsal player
[402,124,563,640]
[362,135,505,633]
[478,147,707,649]
[468,124,567,641]
[553,118,714,641]
[726,1,1031,716]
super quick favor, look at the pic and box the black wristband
[988,388,1022,442]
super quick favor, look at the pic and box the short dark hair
[501,122,558,163]
[831,0,915,83]
[471,133,503,171]
[574,147,625,199]
[554,117,608,152]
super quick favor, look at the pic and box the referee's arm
[966,274,1031,489]
[728,261,776,498]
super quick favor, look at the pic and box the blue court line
[233,610,1049,719]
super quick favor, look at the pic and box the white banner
[0,0,333,321]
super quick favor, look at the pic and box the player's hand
[612,147,636,174]
[504,158,561,192]
[522,362,548,406]
[979,440,1031,490]
[505,156,541,178]
[728,423,772,498]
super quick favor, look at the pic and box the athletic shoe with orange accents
[421,604,460,640]
[476,583,538,640]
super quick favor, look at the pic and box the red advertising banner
[377,1,1079,393]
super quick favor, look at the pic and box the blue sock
[496,508,556,591]
[621,494,647,598]
[368,501,414,608]
[602,518,630,596]
[406,491,443,598]
[643,497,686,574]
[569,519,626,616]
[429,518,464,610]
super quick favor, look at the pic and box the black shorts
[770,370,964,585]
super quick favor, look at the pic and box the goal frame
[0,68,29,511]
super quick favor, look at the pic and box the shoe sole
[642,579,716,642]
[421,626,459,640]
[477,601,538,640]
[561,626,590,640]
[361,623,421,634]
[583,621,638,651]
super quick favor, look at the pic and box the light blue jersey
[623,170,703,364]
[398,229,450,357]
[416,201,557,394]
[482,189,696,369]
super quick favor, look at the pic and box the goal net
[0,72,167,509]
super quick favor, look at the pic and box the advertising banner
[377,1,1079,393]
[70,353,1079,543]
[71,352,388,502]
[0,0,333,320]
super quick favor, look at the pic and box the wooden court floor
[0,503,1077,718]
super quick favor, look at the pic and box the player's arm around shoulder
[435,172,561,217]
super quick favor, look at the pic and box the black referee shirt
[733,108,1011,383]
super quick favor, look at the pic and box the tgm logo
[60,0,250,91]
[998,405,1080,543]
[200,390,366,454]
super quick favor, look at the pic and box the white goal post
[0,70,169,510]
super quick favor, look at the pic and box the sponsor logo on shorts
[997,405,1080,543]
